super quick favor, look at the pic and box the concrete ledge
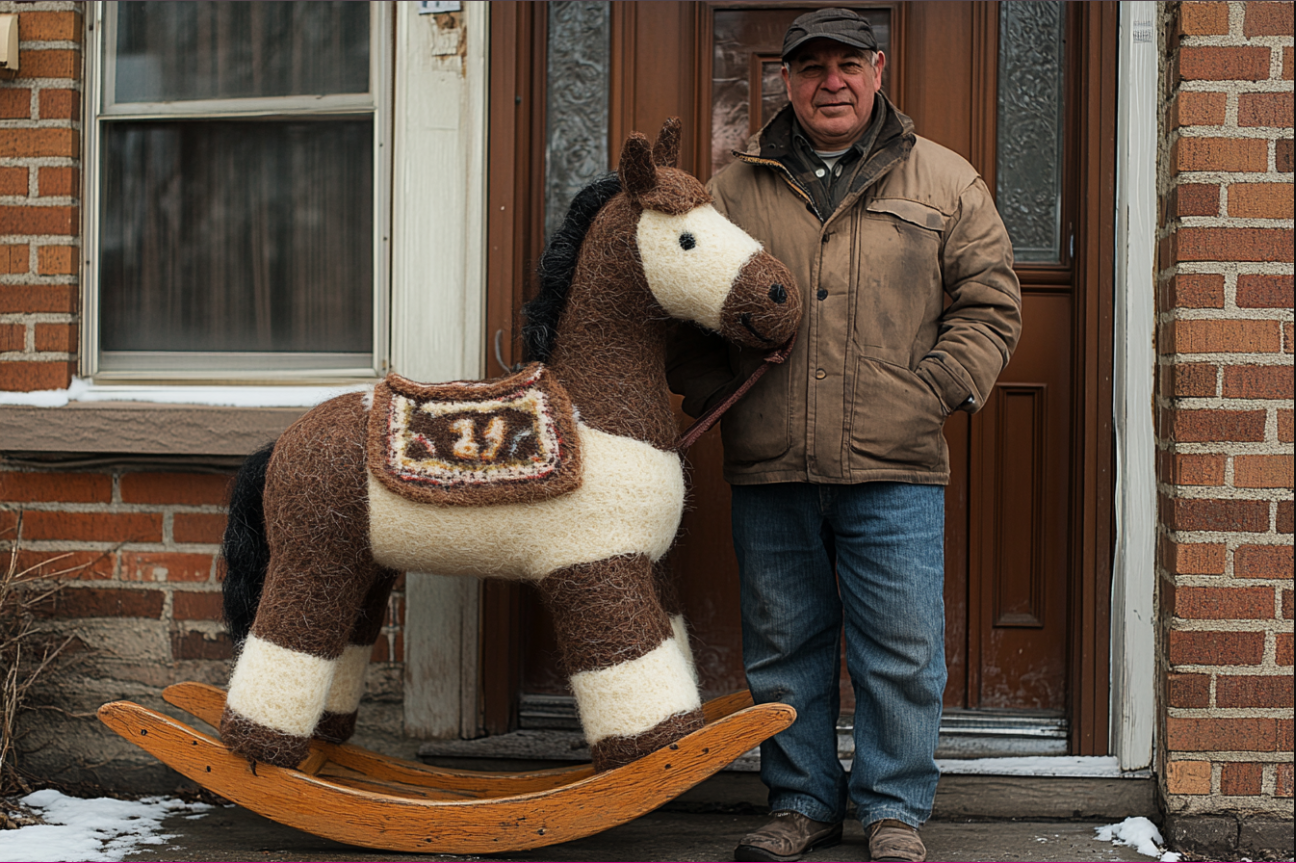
[1164,813,1295,862]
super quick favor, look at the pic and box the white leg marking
[225,635,334,738]
[569,635,701,744]
[324,643,371,716]
[670,614,698,686]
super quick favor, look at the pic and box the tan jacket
[668,99,1021,486]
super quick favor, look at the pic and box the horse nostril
[768,283,787,304]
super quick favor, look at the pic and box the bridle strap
[675,333,797,454]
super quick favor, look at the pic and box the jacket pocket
[720,349,792,465]
[848,356,948,472]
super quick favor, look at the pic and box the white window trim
[80,1,394,386]
[1110,0,1158,772]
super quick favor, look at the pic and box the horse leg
[653,557,697,685]
[220,393,376,768]
[539,553,704,772]
[314,568,398,744]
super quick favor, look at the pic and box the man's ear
[619,132,656,200]
[652,117,682,168]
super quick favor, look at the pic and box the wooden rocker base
[99,682,794,854]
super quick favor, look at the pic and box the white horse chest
[367,423,685,581]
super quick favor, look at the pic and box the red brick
[1235,544,1295,579]
[1238,92,1294,130]
[13,549,114,580]
[1174,228,1294,263]
[1229,183,1295,219]
[0,510,17,538]
[33,323,75,354]
[1166,760,1212,795]
[0,361,70,392]
[1217,675,1294,709]
[22,512,162,543]
[120,473,233,506]
[0,88,31,119]
[1278,763,1294,797]
[1279,138,1294,172]
[1223,365,1294,400]
[1164,452,1226,486]
[1284,588,1293,620]
[1166,717,1279,752]
[0,245,29,275]
[1173,183,1221,217]
[0,129,78,159]
[120,551,214,583]
[1162,273,1225,309]
[171,629,233,661]
[1165,408,1267,442]
[1160,362,1215,399]
[1280,633,1294,665]
[1162,541,1227,575]
[1244,1,1295,37]
[1179,1,1231,35]
[1220,762,1264,796]
[43,587,164,619]
[1169,630,1266,666]
[1172,91,1228,128]
[1281,409,1294,442]
[1178,46,1272,81]
[371,631,404,663]
[1166,320,1282,354]
[173,513,227,544]
[35,245,77,275]
[1286,321,1294,354]
[0,323,22,352]
[1176,586,1274,620]
[1237,274,1293,309]
[1173,137,1269,173]
[0,204,78,235]
[37,89,78,120]
[173,591,225,621]
[1167,672,1212,708]
[0,471,110,503]
[1285,46,1294,82]
[1234,454,1294,489]
[15,49,80,80]
[36,167,78,199]
[0,166,28,196]
[0,285,74,313]
[1280,500,1294,534]
[19,10,81,41]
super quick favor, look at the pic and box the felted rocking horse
[98,119,802,853]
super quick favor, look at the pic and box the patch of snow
[0,376,372,408]
[1095,816,1180,862]
[1,789,211,862]
[937,755,1141,778]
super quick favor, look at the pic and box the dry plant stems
[1,516,86,799]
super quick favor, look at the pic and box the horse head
[620,118,802,350]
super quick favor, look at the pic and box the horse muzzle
[719,251,802,349]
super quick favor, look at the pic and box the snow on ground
[0,790,212,862]
[1096,817,1181,862]
[0,376,371,408]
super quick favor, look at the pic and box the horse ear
[619,132,657,200]
[652,117,682,168]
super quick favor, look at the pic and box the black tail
[222,442,276,645]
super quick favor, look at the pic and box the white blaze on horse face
[636,204,762,332]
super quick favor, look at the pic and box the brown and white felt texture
[636,204,764,333]
[568,634,701,744]
[367,421,685,580]
[323,643,372,716]
[225,634,336,738]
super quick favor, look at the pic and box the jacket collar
[742,91,915,165]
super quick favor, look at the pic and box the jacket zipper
[732,153,824,222]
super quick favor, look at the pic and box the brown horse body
[219,120,801,772]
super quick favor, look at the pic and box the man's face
[782,40,886,151]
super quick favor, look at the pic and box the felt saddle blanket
[367,364,583,507]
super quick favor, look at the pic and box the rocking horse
[99,119,802,853]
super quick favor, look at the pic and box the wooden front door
[486,1,1116,754]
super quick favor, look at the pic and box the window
[84,1,392,381]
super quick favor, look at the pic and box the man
[668,9,1021,862]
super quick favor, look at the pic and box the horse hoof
[590,707,706,772]
[219,707,311,769]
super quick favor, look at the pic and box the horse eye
[679,233,696,250]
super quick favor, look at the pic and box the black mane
[522,172,623,362]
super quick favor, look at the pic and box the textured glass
[100,120,373,353]
[996,2,1066,263]
[544,1,610,242]
[113,1,370,103]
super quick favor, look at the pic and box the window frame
[81,0,394,383]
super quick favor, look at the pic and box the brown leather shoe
[867,819,926,862]
[734,810,844,861]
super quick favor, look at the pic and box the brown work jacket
[667,99,1022,486]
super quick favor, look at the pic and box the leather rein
[674,333,797,454]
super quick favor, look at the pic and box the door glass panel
[544,1,610,242]
[996,1,1066,264]
[712,8,891,177]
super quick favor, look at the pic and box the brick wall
[0,1,80,393]
[1157,0,1294,828]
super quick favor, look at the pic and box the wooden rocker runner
[99,682,794,854]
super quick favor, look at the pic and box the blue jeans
[731,481,946,828]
